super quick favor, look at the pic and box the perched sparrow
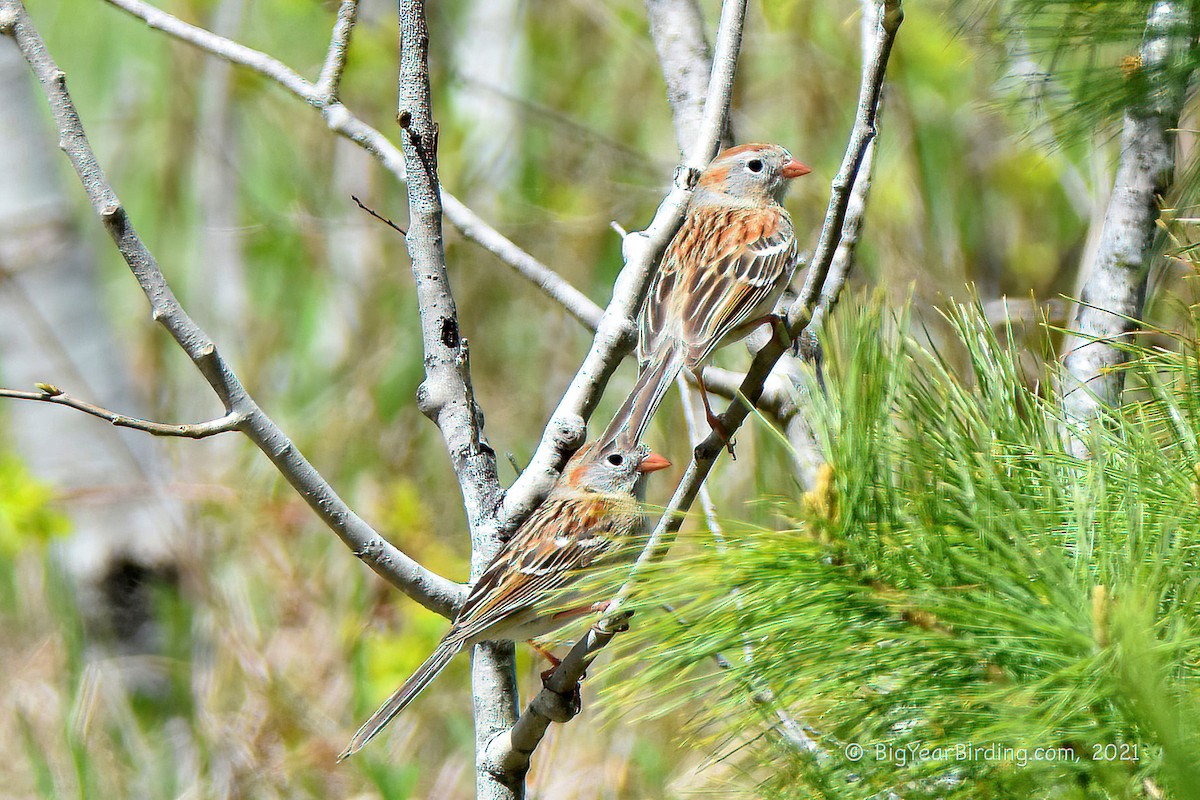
[339,443,671,759]
[602,143,810,451]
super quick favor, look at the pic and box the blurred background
[0,0,1191,797]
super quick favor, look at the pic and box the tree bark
[1061,2,1192,456]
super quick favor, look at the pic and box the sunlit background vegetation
[2,0,1199,797]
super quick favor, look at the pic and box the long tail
[598,345,685,451]
[339,639,461,760]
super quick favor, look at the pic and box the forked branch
[0,385,241,438]
[103,0,603,330]
[0,0,463,617]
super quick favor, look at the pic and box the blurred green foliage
[0,452,68,557]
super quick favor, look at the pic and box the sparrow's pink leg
[527,640,563,682]
[692,371,736,458]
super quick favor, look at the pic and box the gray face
[717,145,796,203]
[587,443,653,495]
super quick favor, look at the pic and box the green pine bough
[609,295,1200,799]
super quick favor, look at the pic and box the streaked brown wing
[641,206,796,368]
[679,212,795,366]
[638,264,676,365]
[447,494,633,645]
[639,205,731,362]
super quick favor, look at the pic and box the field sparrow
[602,143,809,451]
[340,442,671,758]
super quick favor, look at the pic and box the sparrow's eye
[747,158,764,173]
[606,453,625,466]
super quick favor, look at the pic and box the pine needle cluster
[611,297,1200,799]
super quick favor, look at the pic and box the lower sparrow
[340,442,670,758]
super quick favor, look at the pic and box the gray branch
[315,0,357,102]
[791,3,899,331]
[677,380,818,753]
[1061,1,1192,456]
[102,0,602,331]
[0,385,242,438]
[481,619,623,781]
[687,0,744,171]
[396,0,503,553]
[394,3,524,798]
[808,115,879,332]
[0,0,464,618]
[785,38,883,489]
[645,0,733,159]
[441,192,603,329]
[690,365,791,418]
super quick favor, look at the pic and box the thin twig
[676,376,725,540]
[351,194,407,236]
[801,0,887,350]
[0,386,242,438]
[101,0,603,331]
[645,0,733,159]
[0,0,463,617]
[689,365,790,419]
[790,6,899,334]
[686,0,744,171]
[808,124,878,334]
[677,378,818,754]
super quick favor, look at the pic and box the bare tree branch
[441,193,604,329]
[315,0,357,103]
[393,3,524,798]
[0,385,242,438]
[790,6,898,335]
[101,0,601,330]
[0,0,464,618]
[782,20,886,488]
[691,364,791,418]
[645,0,732,159]
[808,128,878,334]
[1061,1,1192,456]
[676,380,818,754]
[481,619,623,782]
[689,0,744,173]
[499,0,749,530]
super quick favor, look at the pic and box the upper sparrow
[602,143,810,451]
[340,442,671,758]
